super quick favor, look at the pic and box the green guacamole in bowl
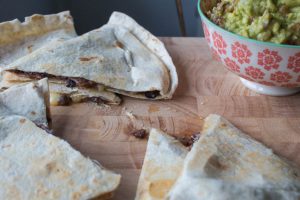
[207,0,300,45]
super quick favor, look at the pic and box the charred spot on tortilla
[66,79,76,88]
[79,57,97,62]
[19,118,26,124]
[27,45,34,53]
[145,90,160,99]
[31,111,36,115]
[130,129,148,139]
[114,41,124,49]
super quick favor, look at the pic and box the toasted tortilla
[135,129,188,200]
[0,115,121,200]
[0,11,76,68]
[168,114,300,200]
[1,11,177,105]
[0,78,50,127]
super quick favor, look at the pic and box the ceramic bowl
[198,0,300,96]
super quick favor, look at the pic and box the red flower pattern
[258,49,282,71]
[297,76,300,82]
[270,71,292,83]
[287,52,300,73]
[224,57,240,73]
[202,22,210,43]
[258,81,276,86]
[231,42,252,64]
[212,32,227,55]
[240,74,254,81]
[245,66,265,80]
[211,47,221,61]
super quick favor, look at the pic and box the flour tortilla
[1,12,177,105]
[168,114,300,200]
[0,115,121,200]
[0,78,50,127]
[135,129,188,200]
[0,11,76,69]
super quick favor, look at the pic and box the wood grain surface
[51,38,300,200]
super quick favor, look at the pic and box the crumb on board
[122,107,136,120]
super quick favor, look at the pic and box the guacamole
[207,0,300,45]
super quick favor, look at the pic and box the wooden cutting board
[51,38,300,200]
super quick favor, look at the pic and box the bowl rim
[197,0,300,49]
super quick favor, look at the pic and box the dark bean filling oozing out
[66,79,77,88]
[144,90,160,99]
[57,94,72,106]
[7,70,97,89]
[8,70,161,99]
[130,129,148,139]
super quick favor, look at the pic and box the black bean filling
[66,79,77,88]
[130,129,148,139]
[144,90,160,99]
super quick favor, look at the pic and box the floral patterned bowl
[198,0,300,96]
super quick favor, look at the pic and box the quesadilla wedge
[0,115,121,200]
[0,11,76,69]
[0,78,50,128]
[135,129,188,200]
[168,114,300,200]
[1,11,177,106]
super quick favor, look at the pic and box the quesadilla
[135,129,188,200]
[0,11,76,69]
[168,114,300,200]
[0,78,50,128]
[1,11,177,106]
[0,115,121,200]
[0,80,121,200]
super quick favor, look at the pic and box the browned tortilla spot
[27,45,34,53]
[79,57,98,62]
[207,155,227,171]
[19,118,26,124]
[220,122,227,128]
[31,15,44,21]
[114,41,124,49]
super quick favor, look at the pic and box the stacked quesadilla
[136,115,300,200]
[0,79,121,200]
[0,11,178,106]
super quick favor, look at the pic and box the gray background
[0,0,203,36]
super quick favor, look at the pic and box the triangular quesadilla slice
[0,115,121,200]
[0,11,76,69]
[1,11,177,106]
[0,78,50,128]
[168,114,300,200]
[135,129,188,200]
